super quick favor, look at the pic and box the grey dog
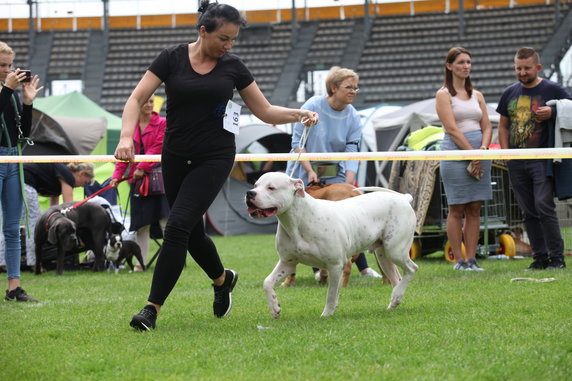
[35,202,111,275]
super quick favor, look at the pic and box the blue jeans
[507,159,563,260]
[0,147,24,279]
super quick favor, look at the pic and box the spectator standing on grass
[436,47,492,271]
[497,47,571,270]
[110,95,169,271]
[285,66,382,283]
[114,0,318,331]
[0,41,42,302]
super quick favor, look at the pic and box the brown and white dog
[35,202,111,275]
[246,172,418,318]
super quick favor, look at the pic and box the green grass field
[1,234,571,380]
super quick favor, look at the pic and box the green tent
[32,91,129,210]
[33,91,122,154]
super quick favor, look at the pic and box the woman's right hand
[4,69,27,90]
[114,138,135,163]
[307,170,319,184]
[469,160,484,178]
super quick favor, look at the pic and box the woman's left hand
[21,75,44,105]
[300,111,319,127]
[132,168,145,180]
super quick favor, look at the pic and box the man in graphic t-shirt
[497,47,571,270]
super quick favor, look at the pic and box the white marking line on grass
[510,277,556,283]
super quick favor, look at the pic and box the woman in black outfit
[115,0,319,331]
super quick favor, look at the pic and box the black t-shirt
[149,44,254,159]
[23,163,75,197]
[496,79,572,148]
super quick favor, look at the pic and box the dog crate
[506,195,572,258]
[409,163,518,261]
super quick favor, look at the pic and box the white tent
[360,98,500,187]
[205,124,292,236]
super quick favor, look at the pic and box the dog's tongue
[248,207,277,218]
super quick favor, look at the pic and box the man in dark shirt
[497,47,571,270]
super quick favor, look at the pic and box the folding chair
[146,220,163,268]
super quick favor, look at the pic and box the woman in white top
[436,47,493,271]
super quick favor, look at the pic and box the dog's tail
[354,187,413,203]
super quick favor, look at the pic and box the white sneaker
[361,268,383,278]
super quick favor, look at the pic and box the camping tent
[22,109,110,209]
[33,91,122,154]
[361,98,500,187]
[24,109,80,155]
[51,115,108,155]
[205,124,292,236]
[24,109,107,156]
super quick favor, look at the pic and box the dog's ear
[47,223,59,244]
[293,178,305,198]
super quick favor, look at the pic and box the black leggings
[148,150,234,305]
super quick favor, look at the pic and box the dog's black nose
[246,190,256,199]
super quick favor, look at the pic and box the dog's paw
[387,299,401,309]
[271,305,281,319]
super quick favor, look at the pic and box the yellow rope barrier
[1,148,571,163]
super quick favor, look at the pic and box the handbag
[133,132,165,197]
[147,164,165,195]
[135,164,164,197]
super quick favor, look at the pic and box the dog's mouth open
[246,200,278,218]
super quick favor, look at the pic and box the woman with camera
[0,41,43,302]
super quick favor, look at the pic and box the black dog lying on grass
[35,202,111,275]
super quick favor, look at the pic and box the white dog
[245,172,418,318]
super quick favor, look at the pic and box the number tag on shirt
[223,100,241,135]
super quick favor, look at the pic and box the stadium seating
[356,4,566,107]
[2,2,571,114]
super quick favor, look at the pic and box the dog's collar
[44,211,61,232]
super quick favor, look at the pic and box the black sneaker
[4,287,38,302]
[130,305,157,331]
[212,269,238,318]
[547,257,566,270]
[525,258,549,271]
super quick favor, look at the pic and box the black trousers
[148,150,234,305]
[507,159,563,260]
